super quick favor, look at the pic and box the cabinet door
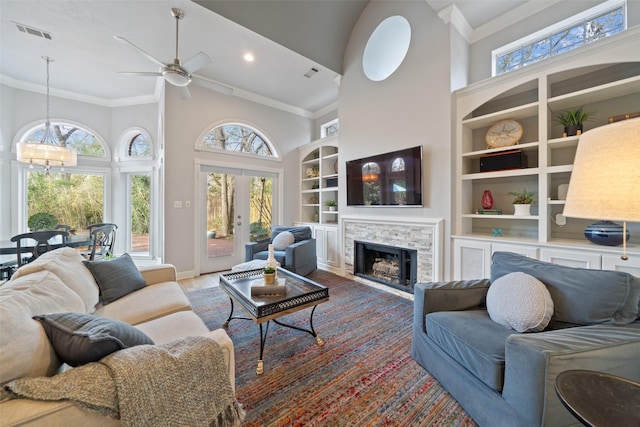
[324,226,339,267]
[602,254,640,277]
[453,239,491,280]
[540,248,601,269]
[313,226,326,263]
[491,243,538,259]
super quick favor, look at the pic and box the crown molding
[437,4,472,43]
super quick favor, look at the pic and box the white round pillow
[486,272,554,333]
[272,231,295,250]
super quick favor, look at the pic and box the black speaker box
[480,150,527,172]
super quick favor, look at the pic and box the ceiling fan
[114,7,232,99]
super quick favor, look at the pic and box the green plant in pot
[263,266,276,284]
[509,189,536,216]
[324,199,338,211]
[555,107,592,137]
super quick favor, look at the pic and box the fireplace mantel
[340,215,444,284]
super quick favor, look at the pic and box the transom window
[21,122,106,157]
[321,119,339,138]
[493,0,625,76]
[200,124,275,157]
[128,133,151,157]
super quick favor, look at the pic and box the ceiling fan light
[163,68,191,86]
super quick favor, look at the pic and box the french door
[199,165,276,274]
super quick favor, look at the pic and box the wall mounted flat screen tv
[346,145,422,206]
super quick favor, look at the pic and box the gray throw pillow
[34,312,154,367]
[83,253,146,304]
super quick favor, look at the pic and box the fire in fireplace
[354,240,417,293]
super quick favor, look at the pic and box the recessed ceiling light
[243,53,255,62]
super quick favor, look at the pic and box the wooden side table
[555,369,640,426]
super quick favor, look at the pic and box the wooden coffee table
[219,267,329,374]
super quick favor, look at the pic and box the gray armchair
[245,226,317,276]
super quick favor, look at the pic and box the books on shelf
[250,279,287,296]
[476,208,503,215]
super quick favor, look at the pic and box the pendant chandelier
[16,56,77,172]
[362,162,379,182]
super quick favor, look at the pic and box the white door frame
[194,158,283,275]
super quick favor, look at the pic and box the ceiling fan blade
[118,71,163,77]
[178,85,191,99]
[192,75,234,95]
[182,52,212,74]
[114,36,166,68]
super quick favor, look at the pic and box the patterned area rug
[187,269,478,427]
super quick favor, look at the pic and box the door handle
[237,222,242,226]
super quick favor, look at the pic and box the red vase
[481,190,493,209]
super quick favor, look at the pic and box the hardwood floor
[178,271,226,292]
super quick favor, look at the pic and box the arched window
[391,157,405,172]
[200,123,276,157]
[128,133,151,157]
[21,122,106,157]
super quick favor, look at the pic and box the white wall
[163,83,312,273]
[339,0,456,275]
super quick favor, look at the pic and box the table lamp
[563,118,640,260]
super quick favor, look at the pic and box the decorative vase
[481,190,493,209]
[266,244,278,272]
[513,204,531,216]
[584,221,630,246]
[329,206,337,212]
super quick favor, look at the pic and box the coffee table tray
[220,268,329,319]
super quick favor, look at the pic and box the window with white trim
[200,124,276,157]
[21,122,106,157]
[321,118,339,138]
[493,0,626,76]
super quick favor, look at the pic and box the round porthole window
[362,15,411,82]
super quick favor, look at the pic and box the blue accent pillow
[83,253,146,304]
[34,312,154,366]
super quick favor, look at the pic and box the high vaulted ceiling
[0,1,561,116]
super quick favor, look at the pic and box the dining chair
[84,224,117,260]
[10,230,70,267]
[53,224,72,243]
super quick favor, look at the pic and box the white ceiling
[0,0,556,116]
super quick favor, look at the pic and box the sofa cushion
[93,281,192,325]
[33,312,154,367]
[272,231,295,250]
[426,310,514,392]
[0,271,86,387]
[491,252,640,325]
[83,253,147,304]
[253,250,286,266]
[487,272,554,333]
[11,247,100,313]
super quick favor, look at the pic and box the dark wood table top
[555,369,640,427]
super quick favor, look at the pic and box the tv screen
[346,146,422,206]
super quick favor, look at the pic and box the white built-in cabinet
[297,135,340,272]
[452,29,640,279]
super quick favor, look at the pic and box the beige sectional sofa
[0,247,235,426]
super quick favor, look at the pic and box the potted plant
[509,189,536,216]
[555,107,592,137]
[263,266,276,284]
[324,199,338,212]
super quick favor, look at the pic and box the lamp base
[584,221,630,246]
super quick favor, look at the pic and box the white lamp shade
[16,142,78,168]
[563,118,640,222]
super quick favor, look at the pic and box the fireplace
[354,240,417,293]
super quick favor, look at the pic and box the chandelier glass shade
[16,57,77,172]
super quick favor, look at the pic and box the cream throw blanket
[5,336,244,427]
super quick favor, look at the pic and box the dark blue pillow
[83,253,146,304]
[34,312,154,366]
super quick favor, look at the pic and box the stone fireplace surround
[341,216,444,286]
